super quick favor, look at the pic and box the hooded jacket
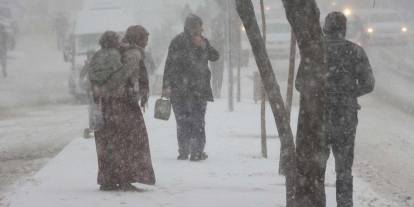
[324,12,375,109]
[162,15,220,102]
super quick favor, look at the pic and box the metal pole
[237,31,242,102]
[260,0,268,158]
[227,0,234,112]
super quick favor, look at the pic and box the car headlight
[367,27,374,34]
[343,8,352,17]
[401,27,408,33]
[241,26,245,32]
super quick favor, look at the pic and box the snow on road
[4,99,402,207]
[367,45,414,113]
[1,27,414,207]
[355,97,414,206]
[0,32,81,206]
[0,105,87,206]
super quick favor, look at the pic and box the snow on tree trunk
[281,0,328,206]
[237,0,328,206]
[235,1,297,206]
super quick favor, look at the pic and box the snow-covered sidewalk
[5,99,399,207]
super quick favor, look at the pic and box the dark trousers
[295,95,358,207]
[327,106,358,207]
[1,56,7,78]
[171,97,207,156]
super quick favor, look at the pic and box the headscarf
[324,12,347,38]
[123,25,149,47]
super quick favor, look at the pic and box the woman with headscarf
[93,26,156,191]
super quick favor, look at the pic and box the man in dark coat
[324,12,375,207]
[0,23,8,78]
[79,50,97,138]
[53,13,69,50]
[162,14,220,161]
[210,11,226,98]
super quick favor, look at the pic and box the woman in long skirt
[93,26,155,191]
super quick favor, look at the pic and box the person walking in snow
[53,13,70,50]
[0,23,8,78]
[210,11,226,98]
[162,14,219,161]
[323,12,375,207]
[80,50,98,138]
[91,27,156,191]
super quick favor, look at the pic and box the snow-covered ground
[367,45,414,114]
[3,98,404,207]
[1,20,414,207]
[0,32,83,206]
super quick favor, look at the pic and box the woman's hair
[99,31,120,49]
[123,25,149,46]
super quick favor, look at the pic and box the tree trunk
[235,1,297,206]
[281,0,328,206]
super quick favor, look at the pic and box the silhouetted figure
[91,28,156,191]
[80,50,97,139]
[296,12,376,207]
[0,24,8,78]
[53,13,70,50]
[210,13,226,98]
[162,14,219,161]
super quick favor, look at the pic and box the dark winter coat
[0,28,7,58]
[162,29,219,102]
[325,34,375,110]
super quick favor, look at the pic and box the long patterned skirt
[94,96,156,186]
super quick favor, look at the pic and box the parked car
[241,18,292,59]
[265,19,292,59]
[356,9,409,46]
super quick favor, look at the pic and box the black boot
[83,128,93,139]
[177,153,189,160]
[190,152,208,161]
[99,184,119,191]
